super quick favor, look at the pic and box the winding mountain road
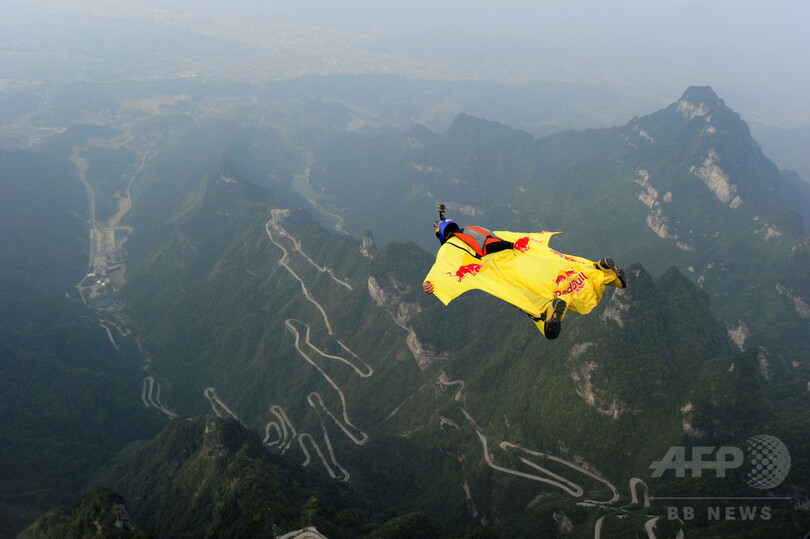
[629,477,651,507]
[263,405,297,453]
[436,371,665,537]
[98,321,120,351]
[266,212,360,351]
[262,211,374,480]
[297,432,345,481]
[141,376,178,418]
[283,230,353,290]
[204,387,244,426]
[501,441,620,504]
[73,133,187,424]
[594,515,606,539]
[107,131,163,228]
[645,516,660,538]
[285,320,369,446]
[437,371,623,503]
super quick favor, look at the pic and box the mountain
[750,122,810,188]
[312,86,810,242]
[83,418,446,538]
[21,418,450,538]
[5,84,810,537]
[308,86,810,381]
[19,487,148,539]
[95,125,807,535]
[0,150,165,537]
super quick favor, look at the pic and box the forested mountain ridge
[4,83,809,537]
[311,86,809,243]
[0,150,165,536]
[102,125,807,535]
[308,86,810,382]
[22,418,450,538]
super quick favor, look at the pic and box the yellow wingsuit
[423,230,622,337]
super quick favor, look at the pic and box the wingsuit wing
[424,231,617,334]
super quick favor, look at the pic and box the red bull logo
[449,263,482,282]
[514,236,530,252]
[554,270,587,296]
[555,270,577,285]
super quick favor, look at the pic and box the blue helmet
[435,219,460,244]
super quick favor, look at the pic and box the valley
[263,194,679,537]
[2,78,809,538]
[70,127,163,310]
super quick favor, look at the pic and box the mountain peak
[676,86,727,119]
[446,113,508,134]
[682,85,722,103]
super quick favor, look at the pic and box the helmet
[435,219,459,244]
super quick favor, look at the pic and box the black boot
[596,258,627,289]
[543,298,566,340]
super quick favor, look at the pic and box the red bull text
[554,271,587,296]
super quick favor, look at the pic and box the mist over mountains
[5,0,809,130]
[1,77,809,538]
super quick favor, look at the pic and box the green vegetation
[20,488,149,539]
[0,150,165,537]
[89,418,455,538]
[3,82,809,537]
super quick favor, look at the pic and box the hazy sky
[4,0,809,126]
[272,0,809,125]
